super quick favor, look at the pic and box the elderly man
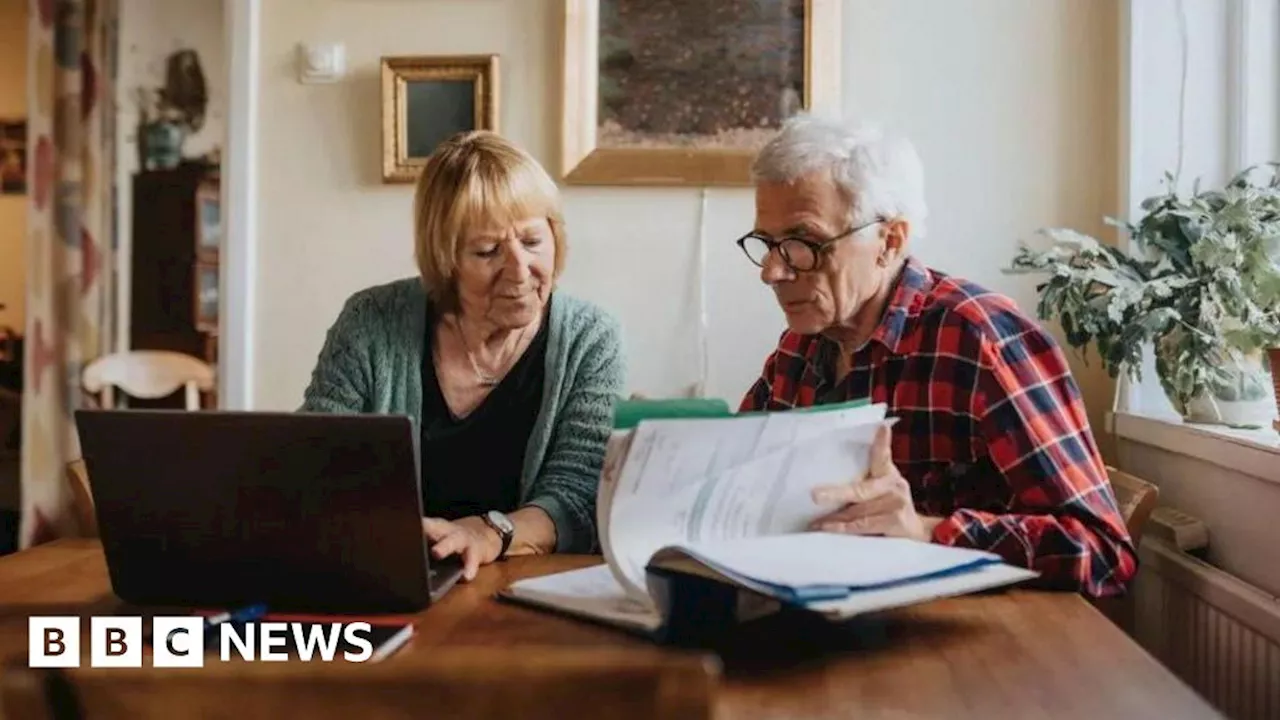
[737,115,1136,598]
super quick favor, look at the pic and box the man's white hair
[751,114,928,240]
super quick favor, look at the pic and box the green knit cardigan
[299,278,626,553]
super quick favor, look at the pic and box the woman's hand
[422,516,502,581]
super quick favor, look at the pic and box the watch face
[487,511,514,534]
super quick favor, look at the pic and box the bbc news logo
[29,617,376,667]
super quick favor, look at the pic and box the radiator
[1131,538,1280,720]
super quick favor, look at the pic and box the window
[1116,0,1280,472]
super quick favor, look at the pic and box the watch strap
[484,512,514,559]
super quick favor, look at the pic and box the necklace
[452,319,530,387]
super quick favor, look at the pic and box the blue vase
[144,122,184,170]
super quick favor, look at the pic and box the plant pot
[1183,393,1277,427]
[142,121,184,170]
[1180,351,1279,428]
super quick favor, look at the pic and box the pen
[141,604,270,648]
[204,603,268,633]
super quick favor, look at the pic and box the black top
[419,312,549,521]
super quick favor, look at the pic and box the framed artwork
[194,263,219,332]
[381,54,500,183]
[561,0,841,186]
[0,119,27,195]
[195,179,221,262]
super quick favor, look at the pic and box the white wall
[841,0,1121,455]
[252,0,1121,451]
[1121,0,1280,418]
[115,0,226,350]
[0,0,26,332]
[1117,421,1280,597]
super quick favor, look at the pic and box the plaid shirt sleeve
[740,358,774,412]
[740,331,789,412]
[930,327,1138,598]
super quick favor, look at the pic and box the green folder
[612,396,870,430]
[612,398,732,430]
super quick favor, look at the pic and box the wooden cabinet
[129,165,220,406]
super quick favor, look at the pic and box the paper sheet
[664,533,1003,593]
[502,564,662,633]
[602,404,888,600]
[803,563,1040,620]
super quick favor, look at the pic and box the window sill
[1110,411,1280,486]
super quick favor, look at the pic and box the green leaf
[1008,163,1280,410]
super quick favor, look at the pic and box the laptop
[74,409,464,614]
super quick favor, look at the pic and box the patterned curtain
[21,0,118,548]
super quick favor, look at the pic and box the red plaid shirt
[741,257,1137,598]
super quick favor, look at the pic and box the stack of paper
[498,399,1038,638]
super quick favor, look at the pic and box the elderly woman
[737,115,1137,598]
[302,131,625,581]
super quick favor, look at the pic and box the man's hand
[809,422,942,542]
[422,516,503,581]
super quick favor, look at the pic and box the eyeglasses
[735,219,883,272]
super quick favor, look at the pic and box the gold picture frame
[381,54,500,183]
[195,178,221,263]
[561,0,841,186]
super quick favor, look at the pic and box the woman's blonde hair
[413,131,566,312]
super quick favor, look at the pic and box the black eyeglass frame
[735,218,885,272]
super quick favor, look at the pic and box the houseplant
[1007,164,1280,427]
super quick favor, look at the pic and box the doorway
[116,0,226,409]
[10,0,252,548]
[0,0,29,553]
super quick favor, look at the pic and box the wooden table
[0,540,1223,719]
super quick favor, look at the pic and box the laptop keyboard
[427,555,464,591]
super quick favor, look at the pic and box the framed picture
[195,179,221,262]
[194,263,219,332]
[381,54,500,183]
[561,0,841,186]
[0,119,27,195]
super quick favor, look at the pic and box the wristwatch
[482,510,515,560]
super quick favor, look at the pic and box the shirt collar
[867,255,932,355]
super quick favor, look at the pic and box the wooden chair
[65,459,96,538]
[0,387,19,455]
[0,387,18,516]
[0,323,19,364]
[1093,466,1160,632]
[1105,465,1160,545]
[81,350,215,410]
[1,648,721,720]
[71,351,213,538]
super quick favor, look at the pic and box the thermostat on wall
[297,42,345,84]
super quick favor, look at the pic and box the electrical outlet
[297,42,346,84]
